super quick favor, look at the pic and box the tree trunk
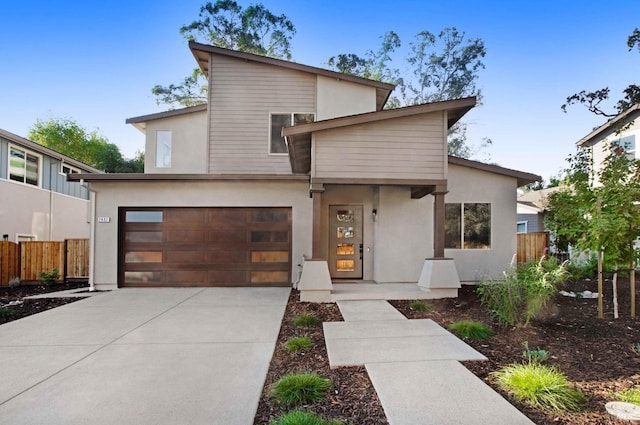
[631,261,636,318]
[597,251,604,319]
[612,264,619,319]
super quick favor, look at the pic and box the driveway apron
[0,287,290,425]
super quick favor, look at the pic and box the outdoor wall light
[372,209,377,221]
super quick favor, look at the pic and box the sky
[1,0,638,181]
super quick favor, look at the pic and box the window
[60,164,80,175]
[619,135,636,160]
[9,145,40,186]
[156,130,172,167]
[445,203,491,249]
[517,221,528,234]
[270,113,314,154]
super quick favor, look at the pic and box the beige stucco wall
[445,163,518,282]
[316,76,377,120]
[89,180,312,290]
[144,110,208,174]
[0,179,89,241]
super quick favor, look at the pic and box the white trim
[59,163,81,176]
[15,233,37,243]
[517,221,528,234]
[7,143,43,187]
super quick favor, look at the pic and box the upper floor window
[60,164,81,176]
[618,135,636,160]
[9,145,40,186]
[156,130,172,168]
[444,203,491,249]
[270,113,314,154]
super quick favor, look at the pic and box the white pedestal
[418,258,461,294]
[298,260,333,302]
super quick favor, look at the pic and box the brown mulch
[0,282,88,325]
[254,291,388,424]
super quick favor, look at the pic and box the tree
[562,28,640,117]
[28,118,143,173]
[153,1,296,108]
[546,143,640,318]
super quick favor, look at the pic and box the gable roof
[576,103,640,147]
[189,41,395,111]
[126,104,207,132]
[0,128,103,173]
[448,156,541,187]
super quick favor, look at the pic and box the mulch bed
[254,291,388,424]
[0,282,88,325]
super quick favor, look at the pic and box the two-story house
[1,128,101,242]
[69,42,540,297]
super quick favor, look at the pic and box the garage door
[119,207,292,287]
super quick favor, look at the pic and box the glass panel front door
[329,205,363,279]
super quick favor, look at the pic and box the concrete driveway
[0,287,290,425]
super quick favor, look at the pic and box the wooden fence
[517,232,549,264]
[0,239,89,285]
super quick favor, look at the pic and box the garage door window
[126,211,163,222]
[125,252,163,263]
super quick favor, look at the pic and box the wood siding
[209,55,316,174]
[65,239,89,278]
[20,241,65,282]
[314,113,446,180]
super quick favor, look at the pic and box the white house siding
[313,113,446,180]
[0,179,89,242]
[208,54,316,174]
[445,163,518,282]
[144,110,208,174]
[316,76,377,120]
[89,180,312,290]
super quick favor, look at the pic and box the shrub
[523,342,549,363]
[409,300,433,312]
[292,314,320,327]
[616,387,640,406]
[270,372,332,406]
[39,269,60,284]
[492,363,586,412]
[8,277,20,288]
[285,336,313,352]
[0,308,14,318]
[477,258,568,327]
[269,410,345,425]
[448,320,493,340]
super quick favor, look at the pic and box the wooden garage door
[119,207,292,287]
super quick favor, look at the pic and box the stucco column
[433,191,446,258]
[310,183,324,259]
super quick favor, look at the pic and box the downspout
[80,179,96,292]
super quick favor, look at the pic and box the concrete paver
[367,360,535,425]
[336,300,406,321]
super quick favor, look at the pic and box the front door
[328,205,363,279]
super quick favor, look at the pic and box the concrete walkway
[325,300,535,425]
[0,287,290,425]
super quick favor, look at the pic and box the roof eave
[576,103,640,147]
[448,156,541,187]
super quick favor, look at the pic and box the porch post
[310,183,324,259]
[433,190,447,258]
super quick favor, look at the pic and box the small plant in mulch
[270,372,332,406]
[269,410,347,425]
[0,308,14,318]
[291,314,320,327]
[448,320,493,340]
[8,277,21,288]
[409,300,433,312]
[38,269,60,285]
[615,387,640,406]
[522,341,549,363]
[284,336,313,352]
[492,363,587,412]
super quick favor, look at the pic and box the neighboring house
[69,41,540,296]
[576,103,639,184]
[0,128,102,242]
[516,187,560,234]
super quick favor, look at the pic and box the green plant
[492,363,587,412]
[615,387,640,406]
[270,372,332,406]
[285,336,313,352]
[269,410,346,425]
[8,277,20,288]
[477,258,569,327]
[448,320,493,340]
[409,300,433,312]
[0,308,14,318]
[39,269,60,284]
[523,341,549,363]
[291,314,320,327]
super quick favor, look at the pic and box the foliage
[0,308,14,318]
[492,363,587,412]
[291,314,320,327]
[284,336,313,352]
[562,28,639,116]
[8,277,21,288]
[39,269,60,284]
[409,300,433,312]
[615,387,640,406]
[477,258,568,327]
[28,118,143,173]
[522,342,549,363]
[268,410,346,425]
[154,1,295,107]
[448,320,493,340]
[269,372,332,406]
